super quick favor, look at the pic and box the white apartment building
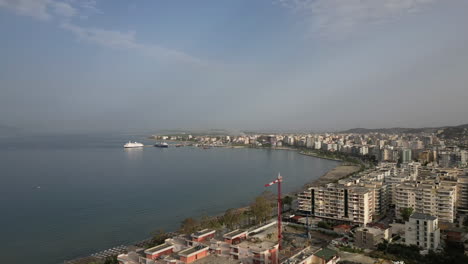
[298,183,374,225]
[394,182,417,218]
[306,136,314,149]
[394,181,456,223]
[457,176,468,215]
[405,213,440,251]
[314,141,322,150]
[357,181,388,217]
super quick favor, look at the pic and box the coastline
[67,145,358,264]
[298,151,342,162]
[147,139,361,204]
[148,140,361,207]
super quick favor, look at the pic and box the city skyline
[1,0,468,133]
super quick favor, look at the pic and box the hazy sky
[1,0,467,133]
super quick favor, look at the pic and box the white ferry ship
[124,141,144,148]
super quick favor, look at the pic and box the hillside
[341,123,468,135]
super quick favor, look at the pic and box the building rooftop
[178,245,209,257]
[144,243,174,255]
[314,248,338,262]
[117,252,140,264]
[223,229,247,239]
[284,246,321,264]
[410,212,437,221]
[192,229,215,238]
[348,186,371,194]
[233,239,278,253]
[194,255,240,264]
[356,226,384,235]
[333,224,352,230]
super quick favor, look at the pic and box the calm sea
[0,134,339,263]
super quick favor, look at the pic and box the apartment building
[394,182,417,219]
[394,181,456,223]
[405,213,440,250]
[457,176,468,215]
[357,181,388,217]
[347,187,374,224]
[298,183,374,225]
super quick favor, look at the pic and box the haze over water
[0,134,339,264]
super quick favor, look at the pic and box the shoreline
[298,151,342,162]
[67,145,359,263]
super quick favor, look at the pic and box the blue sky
[1,0,467,133]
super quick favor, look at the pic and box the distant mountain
[439,124,468,141]
[341,123,468,134]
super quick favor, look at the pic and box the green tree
[400,207,414,222]
[250,196,272,224]
[223,208,243,229]
[317,221,332,229]
[377,239,389,253]
[180,217,199,234]
[200,215,222,230]
[260,190,276,203]
[103,256,118,264]
[282,196,293,211]
[147,229,169,248]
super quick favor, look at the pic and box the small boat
[175,144,184,147]
[124,141,144,148]
[154,142,169,148]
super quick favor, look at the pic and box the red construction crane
[264,173,283,250]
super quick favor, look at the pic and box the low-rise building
[311,248,340,264]
[230,240,279,264]
[281,246,320,264]
[178,245,210,264]
[223,229,247,244]
[354,226,390,249]
[144,243,174,260]
[191,229,215,243]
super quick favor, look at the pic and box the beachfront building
[144,243,174,260]
[191,229,215,243]
[298,183,374,225]
[178,245,210,263]
[405,213,440,250]
[223,229,247,244]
